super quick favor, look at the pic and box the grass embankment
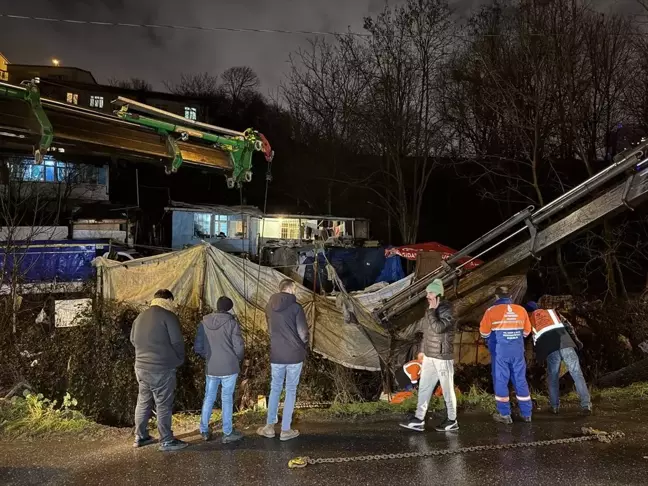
[173,382,648,429]
[3,383,647,439]
[0,392,98,439]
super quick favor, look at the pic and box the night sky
[0,0,638,94]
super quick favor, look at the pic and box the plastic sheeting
[94,244,527,371]
[375,254,406,284]
[95,245,387,370]
[1,240,99,283]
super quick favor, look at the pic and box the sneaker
[256,424,276,438]
[550,407,559,415]
[434,419,459,432]
[200,431,212,442]
[492,413,513,424]
[399,415,425,432]
[159,439,189,452]
[222,430,243,444]
[280,429,300,441]
[579,407,592,417]
[521,416,532,423]
[133,436,155,448]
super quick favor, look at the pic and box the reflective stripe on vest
[531,309,564,344]
[403,361,422,384]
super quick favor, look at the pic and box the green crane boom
[113,97,273,188]
[0,80,53,163]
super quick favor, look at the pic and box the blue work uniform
[480,298,533,418]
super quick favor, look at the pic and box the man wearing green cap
[399,278,458,432]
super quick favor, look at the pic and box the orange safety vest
[529,309,565,343]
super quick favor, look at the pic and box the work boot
[434,418,459,432]
[256,424,276,438]
[399,415,425,432]
[579,407,592,417]
[133,435,155,448]
[159,439,189,452]
[200,430,212,442]
[492,413,513,424]
[280,429,300,441]
[222,430,243,444]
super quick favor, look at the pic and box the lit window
[10,157,106,185]
[194,213,211,238]
[66,92,78,105]
[214,215,228,236]
[89,95,104,109]
[193,213,229,238]
[184,107,197,121]
[281,220,300,239]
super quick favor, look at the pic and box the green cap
[426,279,444,296]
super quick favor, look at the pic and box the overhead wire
[0,13,370,37]
[4,12,648,38]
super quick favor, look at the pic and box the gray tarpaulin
[94,244,527,371]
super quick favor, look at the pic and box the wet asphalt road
[1,403,647,486]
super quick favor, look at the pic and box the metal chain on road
[287,427,625,469]
[293,401,332,410]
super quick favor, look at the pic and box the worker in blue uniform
[480,286,533,424]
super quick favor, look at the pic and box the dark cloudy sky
[0,0,640,94]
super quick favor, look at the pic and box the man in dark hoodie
[130,289,187,451]
[194,296,245,443]
[257,279,309,441]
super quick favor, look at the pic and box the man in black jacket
[194,296,245,443]
[399,279,458,432]
[130,289,188,451]
[257,279,309,441]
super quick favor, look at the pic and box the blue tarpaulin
[302,247,405,293]
[0,240,107,283]
[375,253,406,284]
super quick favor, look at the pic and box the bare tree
[221,66,261,102]
[0,158,63,332]
[107,77,152,91]
[164,73,220,98]
[285,0,454,244]
[283,38,367,215]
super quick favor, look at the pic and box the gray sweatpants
[415,356,457,421]
[134,368,176,443]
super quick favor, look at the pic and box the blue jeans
[200,373,238,435]
[267,362,303,431]
[547,347,591,409]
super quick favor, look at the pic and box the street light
[52,59,60,67]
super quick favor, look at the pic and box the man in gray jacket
[194,296,245,443]
[399,279,458,432]
[257,279,309,441]
[130,289,188,451]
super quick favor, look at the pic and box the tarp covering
[1,240,103,283]
[95,245,387,370]
[375,253,406,284]
[94,244,527,371]
[386,242,483,270]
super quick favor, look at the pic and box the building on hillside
[165,201,371,256]
[7,63,97,84]
[0,57,268,293]
[0,52,8,81]
[7,60,205,122]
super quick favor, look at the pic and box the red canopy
[385,242,483,270]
